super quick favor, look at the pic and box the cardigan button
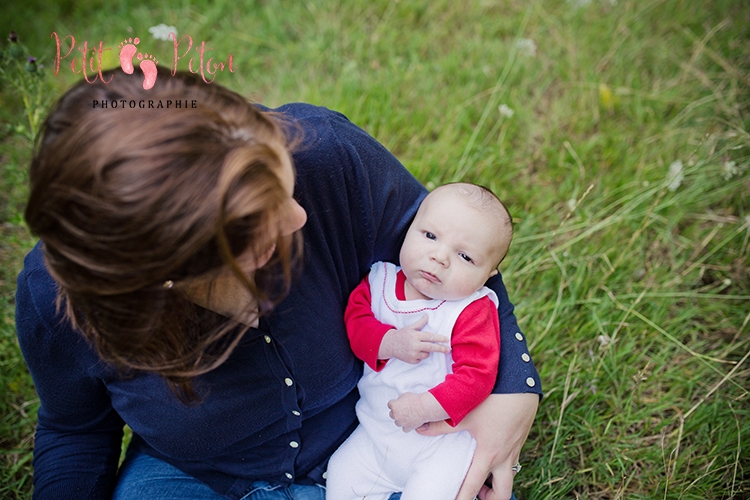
[292,410,301,416]
[264,335,272,344]
[521,353,530,362]
[285,472,293,480]
[526,377,536,387]
[289,441,299,448]
[285,378,294,387]
[515,332,524,341]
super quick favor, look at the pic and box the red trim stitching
[381,263,445,314]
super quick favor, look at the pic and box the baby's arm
[345,276,393,370]
[389,296,500,431]
[387,391,449,432]
[345,276,449,368]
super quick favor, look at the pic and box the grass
[1,0,748,498]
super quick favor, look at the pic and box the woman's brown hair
[25,66,301,401]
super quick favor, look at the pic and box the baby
[326,183,513,500]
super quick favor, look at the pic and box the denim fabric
[112,450,515,500]
[113,451,224,500]
[239,481,326,500]
[113,452,329,500]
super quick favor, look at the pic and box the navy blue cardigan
[16,103,541,499]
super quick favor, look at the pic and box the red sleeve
[429,296,500,426]
[344,276,394,371]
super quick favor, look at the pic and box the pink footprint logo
[118,37,158,90]
[137,53,158,90]
[118,38,140,74]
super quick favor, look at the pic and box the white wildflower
[566,198,576,211]
[721,160,739,180]
[498,104,514,118]
[515,38,537,57]
[586,380,598,395]
[598,334,612,347]
[667,160,684,192]
[148,24,178,41]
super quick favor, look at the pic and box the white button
[289,441,299,448]
[515,332,524,341]
[264,335,271,343]
[322,471,328,480]
[292,410,301,416]
[285,472,293,480]
[526,377,536,387]
[285,378,293,387]
[521,353,530,362]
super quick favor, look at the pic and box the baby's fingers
[419,334,450,353]
[408,315,429,330]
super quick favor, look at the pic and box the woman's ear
[489,269,499,277]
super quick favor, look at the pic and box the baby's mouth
[420,271,441,284]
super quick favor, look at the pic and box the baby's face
[399,189,510,301]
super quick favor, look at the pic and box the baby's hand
[388,392,448,432]
[378,315,449,364]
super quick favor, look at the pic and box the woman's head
[26,66,305,397]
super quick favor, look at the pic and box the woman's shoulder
[16,242,79,346]
[263,102,381,154]
[268,102,346,118]
[268,102,350,122]
[16,241,59,322]
[16,242,104,376]
[259,102,353,140]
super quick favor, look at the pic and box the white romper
[326,262,499,500]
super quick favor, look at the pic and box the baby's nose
[430,249,449,266]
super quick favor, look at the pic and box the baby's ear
[489,269,499,277]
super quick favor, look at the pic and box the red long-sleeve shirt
[345,270,500,425]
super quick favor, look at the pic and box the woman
[16,66,540,500]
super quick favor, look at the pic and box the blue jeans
[113,450,515,499]
[112,451,399,500]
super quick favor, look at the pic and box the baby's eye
[424,232,436,240]
[459,253,473,263]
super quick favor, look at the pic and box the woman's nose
[281,199,307,236]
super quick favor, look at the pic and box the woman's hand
[416,392,538,500]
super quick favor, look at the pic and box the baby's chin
[406,273,477,301]
[420,284,487,302]
[416,287,472,302]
